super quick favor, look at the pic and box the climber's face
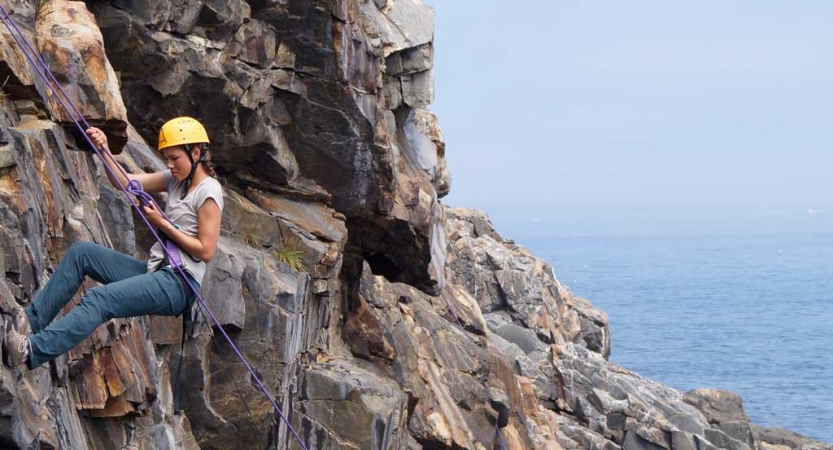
[162,146,193,182]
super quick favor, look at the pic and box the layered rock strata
[0,1,829,449]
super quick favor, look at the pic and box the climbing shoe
[2,318,31,369]
[10,306,31,335]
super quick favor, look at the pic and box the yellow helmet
[157,117,210,151]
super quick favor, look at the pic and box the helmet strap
[181,144,207,200]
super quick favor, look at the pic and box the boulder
[683,389,751,424]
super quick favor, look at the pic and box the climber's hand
[85,127,111,153]
[142,202,165,228]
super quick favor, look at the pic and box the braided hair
[199,144,216,177]
[181,143,216,199]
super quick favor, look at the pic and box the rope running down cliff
[0,6,309,450]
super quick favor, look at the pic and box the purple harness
[126,179,187,270]
[163,236,185,269]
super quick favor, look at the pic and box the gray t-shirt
[146,170,224,285]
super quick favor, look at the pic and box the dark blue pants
[25,241,194,368]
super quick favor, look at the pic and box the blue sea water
[489,204,833,443]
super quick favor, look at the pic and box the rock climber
[2,116,223,369]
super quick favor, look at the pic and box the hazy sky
[427,1,833,212]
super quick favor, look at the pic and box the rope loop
[126,179,155,207]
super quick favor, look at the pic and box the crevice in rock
[365,251,400,281]
[0,65,38,103]
[416,437,469,450]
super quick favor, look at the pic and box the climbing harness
[0,6,309,450]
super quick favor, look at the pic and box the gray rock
[386,43,433,77]
[671,432,698,450]
[557,414,621,450]
[228,19,276,67]
[201,239,248,331]
[623,431,667,450]
[299,362,408,449]
[384,76,403,109]
[752,424,833,450]
[493,322,543,354]
[704,428,753,450]
[683,389,751,424]
[12,99,38,115]
[0,145,14,169]
[385,51,404,76]
[401,108,450,197]
[360,0,434,60]
[401,43,434,74]
[401,70,434,107]
[716,422,755,449]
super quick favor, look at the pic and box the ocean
[489,204,833,443]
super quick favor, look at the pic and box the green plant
[274,218,307,273]
[276,248,306,272]
[35,0,51,23]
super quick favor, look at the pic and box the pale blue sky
[428,1,833,212]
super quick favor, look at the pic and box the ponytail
[199,144,216,177]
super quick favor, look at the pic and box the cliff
[0,0,828,449]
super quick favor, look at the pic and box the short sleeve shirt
[146,170,224,285]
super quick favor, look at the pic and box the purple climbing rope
[0,5,308,449]
[497,422,508,449]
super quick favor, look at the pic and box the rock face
[0,1,829,450]
[88,0,447,294]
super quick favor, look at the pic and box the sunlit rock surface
[0,1,829,449]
